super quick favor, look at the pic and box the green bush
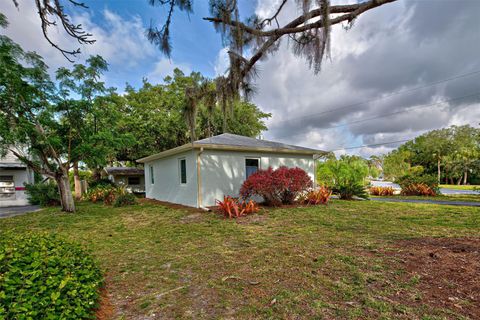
[24,181,60,206]
[317,155,369,200]
[0,233,103,319]
[397,173,439,195]
[88,178,115,189]
[113,193,137,207]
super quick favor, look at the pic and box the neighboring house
[137,133,326,208]
[0,150,34,207]
[102,167,145,193]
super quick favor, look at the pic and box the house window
[245,158,259,178]
[179,158,187,184]
[150,166,154,184]
[128,176,140,185]
[0,176,15,201]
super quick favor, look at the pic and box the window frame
[179,158,187,185]
[245,157,260,179]
[150,166,154,184]
[128,176,141,185]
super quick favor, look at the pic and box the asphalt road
[0,205,41,218]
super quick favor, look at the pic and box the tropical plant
[0,232,103,319]
[240,166,312,206]
[304,187,332,205]
[113,193,137,207]
[215,196,260,218]
[24,181,60,206]
[397,173,439,196]
[400,183,436,196]
[369,186,394,196]
[317,155,370,200]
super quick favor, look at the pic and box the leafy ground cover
[0,200,479,319]
[440,184,480,191]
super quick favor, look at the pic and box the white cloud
[251,0,480,157]
[214,47,229,76]
[147,58,192,83]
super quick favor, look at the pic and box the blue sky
[1,0,479,156]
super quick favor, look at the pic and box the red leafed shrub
[215,196,259,218]
[401,183,436,196]
[240,166,312,206]
[305,186,332,205]
[369,186,395,196]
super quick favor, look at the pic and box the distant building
[0,150,34,207]
[102,167,145,193]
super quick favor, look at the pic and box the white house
[0,150,34,207]
[137,133,326,208]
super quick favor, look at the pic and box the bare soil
[383,237,480,319]
[95,287,115,320]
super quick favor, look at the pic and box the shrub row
[83,186,137,207]
[369,186,395,196]
[0,233,103,319]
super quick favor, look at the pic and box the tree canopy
[382,125,480,184]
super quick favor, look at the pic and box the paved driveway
[0,205,41,218]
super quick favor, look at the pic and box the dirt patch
[139,198,205,214]
[384,237,480,318]
[95,287,115,320]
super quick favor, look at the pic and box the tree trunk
[463,170,468,185]
[57,174,76,212]
[437,158,441,184]
[73,161,82,201]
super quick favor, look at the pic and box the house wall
[144,150,198,207]
[199,150,315,207]
[111,175,145,193]
[0,168,33,207]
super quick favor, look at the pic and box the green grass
[440,184,480,191]
[1,200,479,319]
[371,194,480,202]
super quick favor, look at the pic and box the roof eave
[137,143,326,163]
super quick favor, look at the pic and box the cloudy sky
[1,0,479,157]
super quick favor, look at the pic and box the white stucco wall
[144,150,198,207]
[199,150,315,207]
[0,168,34,207]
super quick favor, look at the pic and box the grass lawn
[371,194,480,202]
[440,184,479,191]
[1,200,479,319]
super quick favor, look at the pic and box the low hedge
[0,233,103,319]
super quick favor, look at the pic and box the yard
[1,200,479,319]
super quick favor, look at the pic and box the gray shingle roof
[195,133,322,152]
[104,167,144,176]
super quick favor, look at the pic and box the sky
[1,0,479,157]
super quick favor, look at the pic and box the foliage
[115,70,271,161]
[400,183,436,196]
[317,155,370,200]
[215,196,259,218]
[84,185,134,206]
[113,193,137,207]
[369,186,395,196]
[397,173,439,196]
[304,187,332,205]
[89,178,115,189]
[24,181,60,206]
[0,232,103,319]
[383,125,480,184]
[240,166,312,206]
